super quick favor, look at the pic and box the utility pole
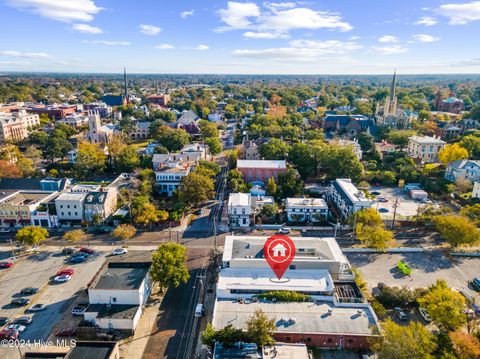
[391,198,399,230]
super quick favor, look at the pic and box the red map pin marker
[264,234,296,280]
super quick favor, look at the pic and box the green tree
[153,126,190,152]
[62,229,86,247]
[74,142,107,179]
[150,243,190,293]
[112,224,136,246]
[246,309,276,347]
[16,226,49,246]
[28,131,49,147]
[198,120,218,138]
[205,137,223,156]
[357,132,374,152]
[277,168,303,198]
[432,215,480,246]
[178,172,214,207]
[418,280,466,331]
[260,203,278,218]
[258,138,291,160]
[388,130,417,149]
[449,331,480,359]
[372,319,436,359]
[459,135,480,158]
[460,204,480,226]
[356,225,394,250]
[438,143,469,166]
[116,145,140,172]
[265,177,277,196]
[42,137,73,162]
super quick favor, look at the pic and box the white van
[194,304,204,318]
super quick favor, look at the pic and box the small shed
[410,189,428,200]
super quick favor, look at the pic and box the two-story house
[227,193,251,229]
[286,198,329,222]
[445,160,480,183]
[407,136,446,163]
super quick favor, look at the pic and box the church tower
[383,70,397,117]
[123,68,129,104]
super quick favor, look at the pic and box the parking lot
[0,247,108,359]
[369,187,425,220]
[346,251,480,300]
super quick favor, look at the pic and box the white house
[84,258,152,333]
[286,197,329,222]
[208,112,222,123]
[152,153,199,196]
[328,139,363,160]
[227,193,251,229]
[445,160,480,182]
[472,182,480,199]
[55,192,86,225]
[327,179,372,220]
[407,135,446,163]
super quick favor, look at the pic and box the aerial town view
[1,1,480,358]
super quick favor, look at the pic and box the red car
[56,268,75,276]
[79,247,94,255]
[56,327,76,337]
[0,329,18,340]
[0,262,14,269]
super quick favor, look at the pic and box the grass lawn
[130,139,151,150]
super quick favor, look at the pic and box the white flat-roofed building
[55,192,86,224]
[407,135,446,163]
[181,143,208,160]
[286,197,328,222]
[152,152,201,171]
[227,193,251,228]
[328,179,372,220]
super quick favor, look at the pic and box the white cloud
[139,24,161,35]
[181,9,194,18]
[83,40,131,46]
[349,36,361,40]
[156,44,175,50]
[437,1,480,24]
[217,1,352,34]
[0,50,53,58]
[232,39,362,61]
[71,23,103,34]
[378,35,398,43]
[243,31,287,39]
[6,0,102,22]
[194,44,209,50]
[415,16,438,26]
[372,45,408,55]
[412,34,440,42]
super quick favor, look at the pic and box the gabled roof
[448,159,480,170]
[177,110,199,125]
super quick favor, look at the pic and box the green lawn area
[130,139,151,150]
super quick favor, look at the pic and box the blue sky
[0,0,480,74]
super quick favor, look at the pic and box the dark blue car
[69,255,86,264]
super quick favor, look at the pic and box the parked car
[69,255,86,264]
[112,248,128,256]
[194,303,204,318]
[0,329,18,340]
[5,324,26,332]
[56,327,76,337]
[397,260,412,275]
[53,274,72,283]
[370,191,381,196]
[278,227,291,234]
[377,196,389,202]
[12,316,32,325]
[0,262,14,269]
[71,306,87,316]
[395,307,409,321]
[20,287,38,296]
[56,268,74,276]
[79,247,94,255]
[28,304,46,312]
[0,317,8,326]
[470,277,480,292]
[419,307,432,322]
[62,248,75,255]
[378,208,390,213]
[11,298,30,306]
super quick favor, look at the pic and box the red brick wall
[273,332,375,350]
[238,167,286,183]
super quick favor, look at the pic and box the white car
[419,307,432,322]
[28,304,46,312]
[71,306,87,316]
[112,248,128,256]
[54,274,72,283]
[278,227,291,234]
[5,324,26,332]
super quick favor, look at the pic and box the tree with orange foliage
[0,160,22,178]
[449,331,480,359]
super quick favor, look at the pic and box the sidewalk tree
[62,229,86,247]
[178,172,214,207]
[432,215,480,246]
[199,120,218,138]
[112,224,136,246]
[372,319,436,359]
[418,280,466,331]
[265,177,277,196]
[205,137,223,156]
[356,225,394,250]
[438,143,469,166]
[246,309,276,346]
[449,331,480,359]
[150,242,190,293]
[132,201,159,229]
[16,226,49,246]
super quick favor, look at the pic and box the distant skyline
[1,0,480,74]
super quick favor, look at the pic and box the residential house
[181,143,208,160]
[237,160,287,183]
[441,123,462,139]
[84,190,118,224]
[327,179,372,219]
[213,236,380,350]
[472,182,480,199]
[227,193,251,229]
[176,110,200,134]
[152,153,198,196]
[152,153,201,171]
[0,110,40,143]
[242,139,260,160]
[322,115,373,138]
[327,138,362,160]
[84,101,112,118]
[407,135,446,163]
[286,197,329,222]
[374,140,398,158]
[207,112,222,123]
[445,160,480,182]
[84,252,153,333]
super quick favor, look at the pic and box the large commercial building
[327,179,372,220]
[212,236,381,350]
[237,160,287,183]
[0,110,40,143]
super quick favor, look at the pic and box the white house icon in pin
[272,243,287,257]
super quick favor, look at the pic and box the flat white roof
[409,136,446,144]
[237,160,286,169]
[56,192,86,201]
[213,300,379,336]
[228,192,251,207]
[335,179,369,205]
[218,267,334,293]
[286,197,327,208]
